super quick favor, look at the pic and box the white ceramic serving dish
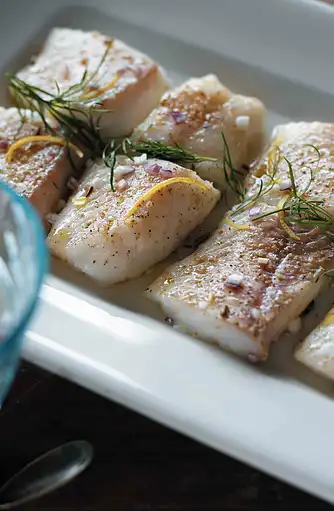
[1,0,334,502]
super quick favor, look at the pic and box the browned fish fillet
[295,306,334,380]
[0,107,80,219]
[147,122,334,361]
[133,74,266,185]
[16,28,167,139]
[47,157,220,285]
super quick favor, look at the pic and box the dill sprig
[6,40,114,157]
[236,144,334,240]
[103,131,246,193]
[103,137,219,191]
[221,132,245,202]
[231,145,281,216]
[123,138,218,164]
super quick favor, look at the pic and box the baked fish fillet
[16,28,167,139]
[47,158,220,285]
[147,122,334,361]
[0,107,80,219]
[295,306,334,380]
[133,74,266,184]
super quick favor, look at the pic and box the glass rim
[0,179,48,349]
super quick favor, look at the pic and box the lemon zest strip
[322,310,334,327]
[277,196,300,241]
[225,216,250,230]
[6,136,83,163]
[80,75,119,100]
[125,177,210,220]
[73,197,88,208]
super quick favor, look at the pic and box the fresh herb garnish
[103,131,247,193]
[232,143,334,241]
[221,132,245,202]
[103,137,219,191]
[231,145,281,216]
[7,40,114,158]
[122,138,218,164]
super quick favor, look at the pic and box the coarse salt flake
[225,273,244,287]
[116,179,129,191]
[288,317,302,334]
[251,308,260,319]
[258,257,269,266]
[198,301,208,310]
[114,166,134,180]
[236,115,250,129]
[133,153,147,163]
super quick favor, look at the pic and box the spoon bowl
[0,440,93,509]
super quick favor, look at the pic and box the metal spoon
[0,440,93,509]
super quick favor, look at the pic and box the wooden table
[0,362,330,510]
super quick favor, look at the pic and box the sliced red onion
[0,140,9,152]
[145,164,162,176]
[159,168,174,178]
[171,110,186,124]
[248,205,262,218]
[144,163,174,178]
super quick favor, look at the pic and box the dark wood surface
[0,363,330,510]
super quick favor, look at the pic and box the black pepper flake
[194,233,209,248]
[301,300,315,317]
[85,185,94,197]
[220,305,230,318]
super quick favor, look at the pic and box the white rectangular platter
[2,0,334,503]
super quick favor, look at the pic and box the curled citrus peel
[80,75,119,100]
[277,195,300,241]
[225,216,250,230]
[6,136,83,162]
[322,311,334,327]
[124,177,210,220]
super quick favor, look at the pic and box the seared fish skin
[47,158,220,285]
[133,74,266,184]
[295,307,334,380]
[147,123,334,361]
[0,107,77,219]
[16,28,167,139]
